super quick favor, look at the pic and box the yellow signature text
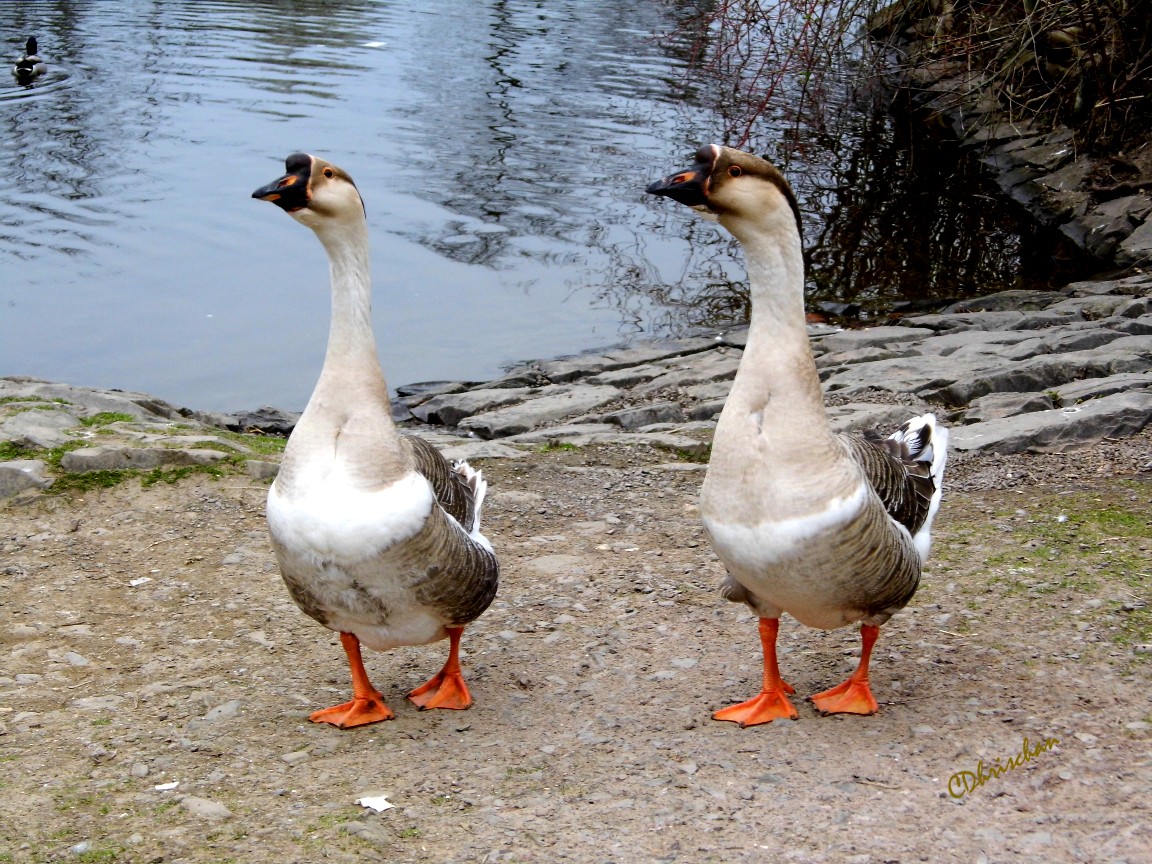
[947,736,1060,799]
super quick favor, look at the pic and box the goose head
[252,153,366,234]
[646,144,802,246]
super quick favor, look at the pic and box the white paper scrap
[356,795,394,812]
[154,781,179,791]
[129,577,152,587]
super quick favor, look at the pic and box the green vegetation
[0,441,36,461]
[48,470,131,493]
[945,483,1151,663]
[79,412,135,427]
[537,441,577,453]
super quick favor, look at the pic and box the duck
[13,37,46,81]
[647,144,948,726]
[252,153,499,728]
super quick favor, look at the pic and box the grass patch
[0,441,37,461]
[219,430,287,455]
[79,412,135,427]
[674,445,711,463]
[49,470,132,493]
[141,464,228,487]
[537,441,577,453]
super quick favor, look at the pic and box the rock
[1055,371,1152,405]
[0,377,191,422]
[1046,295,1130,319]
[439,440,527,461]
[1116,216,1152,268]
[204,700,242,721]
[227,406,300,435]
[0,408,80,448]
[816,325,934,352]
[0,460,52,499]
[459,386,621,439]
[586,364,668,388]
[683,381,732,402]
[950,391,1152,453]
[603,402,686,430]
[245,459,280,480]
[686,399,725,421]
[963,392,1054,423]
[411,386,536,426]
[531,337,716,384]
[393,380,473,400]
[526,555,587,577]
[632,351,742,395]
[942,290,1062,313]
[58,446,230,473]
[827,404,931,435]
[179,795,233,821]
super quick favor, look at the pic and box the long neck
[312,218,387,395]
[726,217,826,423]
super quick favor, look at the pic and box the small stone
[180,795,233,820]
[15,674,42,685]
[498,630,517,642]
[64,652,90,667]
[670,658,698,669]
[131,762,150,778]
[1073,732,1098,745]
[69,841,92,855]
[281,750,310,765]
[204,699,242,721]
[912,725,936,735]
[678,761,699,776]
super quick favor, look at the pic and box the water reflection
[0,0,1096,413]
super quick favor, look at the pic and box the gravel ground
[1,432,1150,863]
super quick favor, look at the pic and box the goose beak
[645,144,718,208]
[252,153,313,213]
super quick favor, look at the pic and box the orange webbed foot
[407,626,473,710]
[310,693,395,728]
[810,677,879,716]
[713,687,798,726]
[408,669,472,710]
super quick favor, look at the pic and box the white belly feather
[266,469,446,650]
[267,469,434,566]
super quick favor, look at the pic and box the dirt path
[1,436,1150,863]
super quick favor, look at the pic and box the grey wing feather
[401,434,476,531]
[840,431,934,537]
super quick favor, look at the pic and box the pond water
[0,0,1083,412]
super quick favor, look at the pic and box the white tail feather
[452,460,492,552]
[892,414,949,562]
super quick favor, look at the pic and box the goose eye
[728,165,743,177]
[322,167,335,178]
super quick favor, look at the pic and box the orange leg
[408,626,473,710]
[713,617,798,727]
[310,632,395,728]
[810,623,881,716]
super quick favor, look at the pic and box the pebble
[130,762,149,778]
[64,651,89,666]
[281,750,311,765]
[204,699,242,721]
[180,795,233,820]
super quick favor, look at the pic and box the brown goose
[252,154,499,728]
[647,144,948,726]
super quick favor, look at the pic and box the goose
[13,37,46,81]
[252,153,499,728]
[647,144,948,726]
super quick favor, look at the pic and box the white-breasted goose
[647,144,948,726]
[252,154,499,728]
